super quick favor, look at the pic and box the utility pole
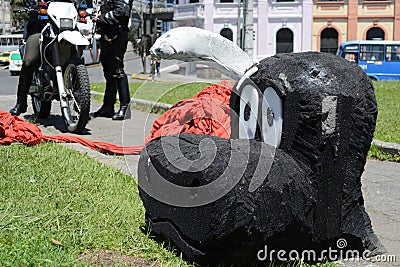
[241,0,246,50]
[237,0,241,48]
[1,0,5,34]
[243,0,253,59]
[133,0,148,73]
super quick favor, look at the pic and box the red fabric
[0,81,232,155]
[144,81,232,144]
[0,110,143,154]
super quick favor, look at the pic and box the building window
[320,28,338,54]
[276,28,293,53]
[220,28,233,42]
[366,27,384,40]
[276,0,295,2]
[189,0,199,3]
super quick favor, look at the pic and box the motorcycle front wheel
[62,60,91,133]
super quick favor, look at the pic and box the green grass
[91,81,212,105]
[368,143,400,162]
[91,81,212,114]
[156,82,213,104]
[0,143,189,266]
[373,80,400,144]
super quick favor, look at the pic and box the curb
[131,74,152,81]
[131,73,170,83]
[372,140,400,156]
[90,90,400,155]
[91,90,172,112]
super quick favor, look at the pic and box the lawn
[0,143,188,266]
[372,80,400,144]
[91,81,212,105]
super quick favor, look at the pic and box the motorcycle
[15,0,91,133]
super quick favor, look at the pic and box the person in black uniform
[9,0,48,116]
[91,0,133,120]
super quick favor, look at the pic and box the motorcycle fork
[50,41,68,110]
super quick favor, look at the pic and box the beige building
[313,0,400,53]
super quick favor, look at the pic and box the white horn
[150,27,253,80]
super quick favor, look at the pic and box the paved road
[0,65,398,266]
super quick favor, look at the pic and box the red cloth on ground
[0,110,143,154]
[0,81,232,155]
[144,80,232,144]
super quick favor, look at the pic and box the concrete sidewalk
[1,73,399,266]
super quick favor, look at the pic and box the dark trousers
[16,33,41,105]
[99,30,130,108]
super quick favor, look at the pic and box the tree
[127,25,139,53]
[10,0,28,32]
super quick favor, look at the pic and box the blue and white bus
[0,34,24,52]
[337,40,400,81]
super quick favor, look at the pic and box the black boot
[112,104,131,120]
[90,105,115,118]
[9,88,28,116]
[9,103,27,116]
[90,80,117,118]
[112,75,131,120]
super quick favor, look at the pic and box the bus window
[360,44,384,61]
[339,44,359,62]
[386,45,400,62]
[344,53,358,63]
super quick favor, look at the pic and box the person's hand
[92,12,101,22]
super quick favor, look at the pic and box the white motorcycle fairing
[58,31,90,46]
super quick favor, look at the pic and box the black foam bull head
[138,27,385,264]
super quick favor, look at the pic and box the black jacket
[23,0,49,37]
[97,0,132,40]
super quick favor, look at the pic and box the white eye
[261,87,282,147]
[238,83,259,139]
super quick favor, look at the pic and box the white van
[9,50,22,75]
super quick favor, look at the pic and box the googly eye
[238,83,260,139]
[261,87,282,147]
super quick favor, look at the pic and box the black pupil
[244,101,251,121]
[267,107,274,127]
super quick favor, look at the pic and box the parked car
[0,51,11,65]
[9,50,22,75]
